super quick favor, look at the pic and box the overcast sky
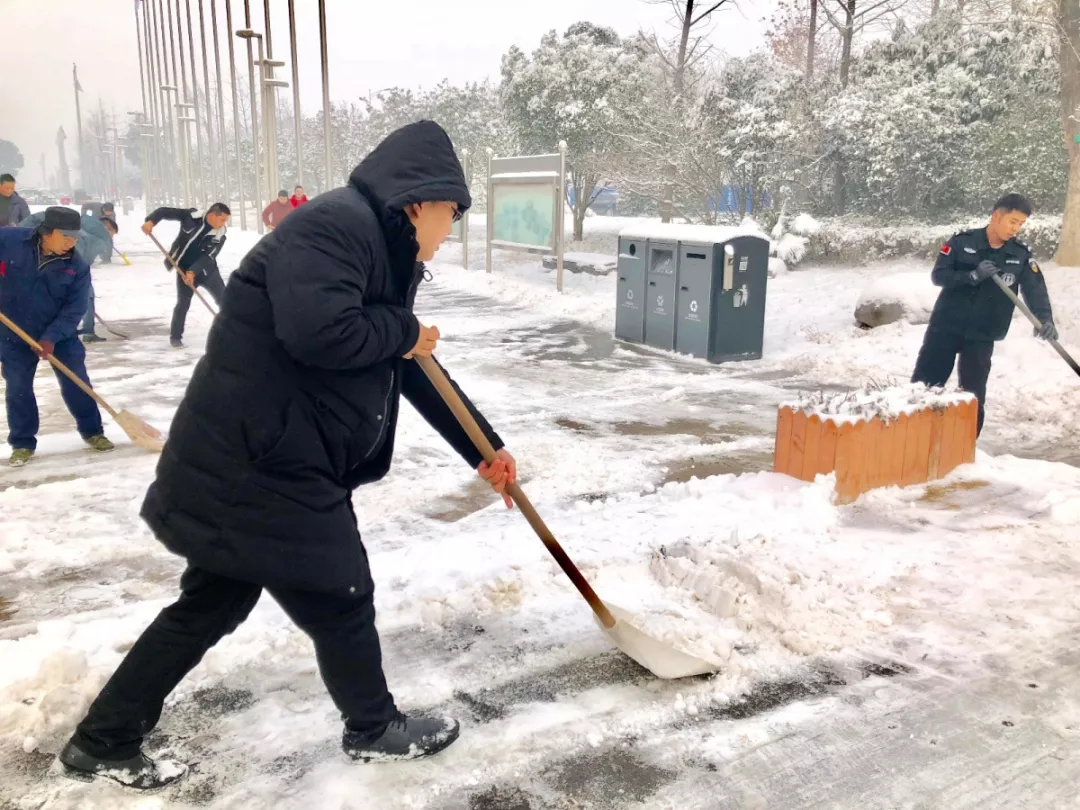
[4,0,776,188]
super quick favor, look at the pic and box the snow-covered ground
[1,209,1079,809]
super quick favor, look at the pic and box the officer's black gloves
[968,260,999,285]
[1035,320,1058,341]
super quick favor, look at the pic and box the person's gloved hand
[968,260,999,285]
[1035,320,1058,341]
[35,340,54,359]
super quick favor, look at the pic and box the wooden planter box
[773,392,978,504]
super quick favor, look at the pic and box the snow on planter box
[773,382,978,503]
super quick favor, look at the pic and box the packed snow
[784,382,977,425]
[1,207,1079,808]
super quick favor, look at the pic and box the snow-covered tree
[818,15,1063,216]
[500,22,652,240]
[1054,0,1080,264]
[0,140,25,175]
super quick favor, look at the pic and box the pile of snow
[648,528,892,665]
[540,251,617,276]
[854,271,939,328]
[784,381,975,425]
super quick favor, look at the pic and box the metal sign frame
[485,141,568,292]
[445,148,470,269]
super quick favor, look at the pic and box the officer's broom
[990,274,1080,377]
[0,312,165,453]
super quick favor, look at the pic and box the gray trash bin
[674,235,769,362]
[710,235,769,362]
[615,236,648,343]
[644,242,677,351]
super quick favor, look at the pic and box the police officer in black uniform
[912,193,1056,437]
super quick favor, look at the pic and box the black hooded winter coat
[140,120,504,595]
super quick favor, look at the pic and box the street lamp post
[260,58,288,199]
[209,0,230,210]
[197,0,219,201]
[318,0,332,192]
[224,0,246,228]
[287,0,302,186]
[235,27,264,234]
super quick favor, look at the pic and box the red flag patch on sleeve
[939,244,951,256]
[0,261,6,278]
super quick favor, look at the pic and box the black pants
[171,268,225,341]
[911,328,994,436]
[72,565,397,760]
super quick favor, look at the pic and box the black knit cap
[39,206,82,238]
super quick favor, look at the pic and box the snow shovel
[94,313,129,339]
[146,233,218,316]
[414,354,722,679]
[0,312,164,453]
[112,247,132,266]
[991,273,1080,377]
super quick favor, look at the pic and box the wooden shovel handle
[146,232,218,316]
[0,311,119,418]
[415,354,616,628]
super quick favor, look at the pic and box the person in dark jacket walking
[58,121,517,789]
[0,207,114,466]
[912,193,1055,436]
[141,203,230,347]
[0,174,31,227]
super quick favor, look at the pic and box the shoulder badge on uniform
[940,243,951,256]
[1030,259,1040,274]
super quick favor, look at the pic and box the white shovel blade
[595,603,723,680]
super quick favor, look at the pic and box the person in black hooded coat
[57,120,518,789]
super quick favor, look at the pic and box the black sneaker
[342,712,460,763]
[169,337,183,348]
[82,334,106,344]
[56,739,187,790]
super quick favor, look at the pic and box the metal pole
[142,4,162,206]
[255,35,268,204]
[165,0,190,204]
[225,0,246,228]
[557,140,567,293]
[318,0,332,191]
[485,147,493,275]
[262,0,273,56]
[210,0,230,210]
[153,0,178,205]
[238,14,264,234]
[134,4,150,126]
[197,0,219,201]
[183,0,208,204]
[72,64,86,192]
[287,0,302,186]
[461,148,469,270]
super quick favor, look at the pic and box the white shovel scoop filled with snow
[416,356,724,680]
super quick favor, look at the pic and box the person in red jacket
[262,190,293,230]
[289,185,308,208]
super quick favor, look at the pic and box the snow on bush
[792,213,822,236]
[801,215,1061,265]
[759,212,811,275]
